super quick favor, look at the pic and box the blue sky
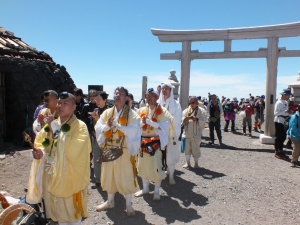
[1,0,300,101]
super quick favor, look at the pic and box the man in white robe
[157,83,182,185]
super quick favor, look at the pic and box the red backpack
[245,104,253,116]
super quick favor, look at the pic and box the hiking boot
[249,133,252,137]
[274,152,285,160]
[224,129,228,132]
[254,128,259,132]
[243,133,246,136]
[208,141,214,145]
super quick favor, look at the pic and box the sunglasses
[59,92,69,99]
[44,91,50,96]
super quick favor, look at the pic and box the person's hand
[285,110,293,115]
[192,116,198,122]
[107,117,114,127]
[142,115,147,124]
[92,111,99,121]
[45,115,54,125]
[37,114,44,124]
[32,148,43,160]
[183,117,190,123]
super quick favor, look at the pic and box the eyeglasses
[59,92,69,99]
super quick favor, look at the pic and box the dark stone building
[0,26,76,146]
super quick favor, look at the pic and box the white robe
[158,98,183,167]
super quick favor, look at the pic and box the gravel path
[1,117,300,225]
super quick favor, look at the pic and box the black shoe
[208,141,214,145]
[282,153,290,159]
[291,161,297,167]
[275,152,285,160]
[254,128,259,132]
[224,129,228,132]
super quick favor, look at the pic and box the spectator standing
[286,104,300,167]
[274,89,293,160]
[74,88,87,119]
[224,97,238,132]
[90,91,109,188]
[253,95,265,132]
[241,98,254,136]
[207,94,223,145]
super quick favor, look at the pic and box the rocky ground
[1,116,300,225]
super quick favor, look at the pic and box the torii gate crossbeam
[151,22,300,144]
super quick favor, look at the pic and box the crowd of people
[26,84,299,224]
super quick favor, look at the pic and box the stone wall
[0,56,76,143]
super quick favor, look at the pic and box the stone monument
[288,71,300,105]
[167,69,180,100]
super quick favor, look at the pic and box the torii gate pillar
[180,41,191,110]
[260,37,279,144]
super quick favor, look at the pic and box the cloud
[76,71,299,103]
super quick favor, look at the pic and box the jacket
[286,111,300,141]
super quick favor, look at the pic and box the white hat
[232,97,238,101]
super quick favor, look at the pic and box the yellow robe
[137,106,172,183]
[26,115,91,223]
[98,107,140,195]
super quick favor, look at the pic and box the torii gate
[151,22,300,144]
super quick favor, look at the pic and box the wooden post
[260,37,278,144]
[179,41,191,110]
[141,76,147,101]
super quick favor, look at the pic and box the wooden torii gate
[151,22,300,144]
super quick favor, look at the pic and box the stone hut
[0,26,76,146]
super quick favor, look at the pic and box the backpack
[245,104,253,116]
[224,101,233,114]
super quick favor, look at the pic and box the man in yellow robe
[135,88,172,201]
[26,92,91,225]
[94,87,141,216]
